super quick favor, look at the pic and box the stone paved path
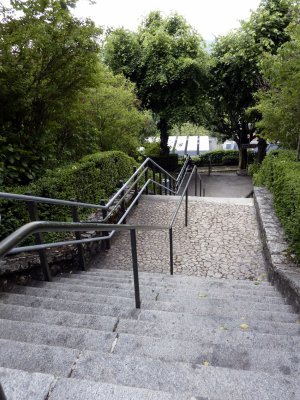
[90,196,267,281]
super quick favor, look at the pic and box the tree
[253,23,300,160]
[209,0,298,169]
[0,0,101,184]
[104,12,209,155]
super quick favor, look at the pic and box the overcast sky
[73,0,261,41]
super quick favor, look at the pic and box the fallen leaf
[296,320,300,325]
[203,361,210,366]
[240,323,249,330]
[220,326,228,331]
[198,293,208,298]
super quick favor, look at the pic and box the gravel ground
[90,196,267,281]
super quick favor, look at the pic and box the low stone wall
[254,187,300,312]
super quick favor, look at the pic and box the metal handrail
[0,166,198,307]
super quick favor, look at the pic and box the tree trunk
[257,137,268,164]
[158,117,170,155]
[297,134,300,161]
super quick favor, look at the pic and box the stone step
[0,367,54,400]
[112,331,300,374]
[118,310,300,338]
[0,338,77,376]
[49,377,191,400]
[72,351,300,400]
[1,293,299,323]
[62,270,274,292]
[0,292,139,319]
[51,278,283,300]
[0,318,116,352]
[88,268,272,287]
[0,303,117,332]
[0,291,295,323]
[4,284,292,312]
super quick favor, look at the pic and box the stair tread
[4,285,291,311]
[72,350,300,400]
[0,367,54,400]
[0,318,116,352]
[50,377,191,400]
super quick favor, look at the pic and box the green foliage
[195,150,240,166]
[104,12,209,154]
[0,151,136,242]
[170,123,210,136]
[254,150,300,262]
[209,0,298,168]
[143,141,161,157]
[253,23,300,149]
[0,0,101,184]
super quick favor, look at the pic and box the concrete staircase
[0,268,300,399]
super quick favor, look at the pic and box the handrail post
[159,170,162,195]
[100,199,110,250]
[130,229,141,308]
[70,199,85,271]
[194,167,197,196]
[0,383,7,400]
[26,197,52,282]
[145,168,149,195]
[152,167,156,195]
[164,173,167,195]
[169,227,174,275]
[133,166,139,205]
[119,180,126,223]
[168,176,172,195]
[199,176,202,197]
[185,187,188,227]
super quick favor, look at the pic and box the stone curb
[254,187,300,312]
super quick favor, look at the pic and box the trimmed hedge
[194,150,255,167]
[253,150,300,263]
[0,151,136,243]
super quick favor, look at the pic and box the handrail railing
[0,165,199,305]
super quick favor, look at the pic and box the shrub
[254,150,300,263]
[0,151,136,243]
[195,150,239,166]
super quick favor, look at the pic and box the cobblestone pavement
[90,196,267,280]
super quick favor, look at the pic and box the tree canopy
[209,0,299,168]
[104,11,209,154]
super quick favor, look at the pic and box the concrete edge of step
[254,187,300,313]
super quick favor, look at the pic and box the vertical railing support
[0,383,6,400]
[185,188,188,227]
[194,167,197,197]
[100,199,110,250]
[26,198,52,281]
[164,173,168,195]
[152,167,156,195]
[133,166,139,205]
[119,180,126,223]
[159,170,162,195]
[130,229,141,309]
[145,168,149,195]
[70,200,85,271]
[169,227,174,275]
[199,177,202,197]
[168,177,172,195]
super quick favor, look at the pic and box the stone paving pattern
[91,196,267,280]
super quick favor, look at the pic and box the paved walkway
[90,196,267,281]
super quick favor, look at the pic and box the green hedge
[0,151,136,243]
[253,150,300,263]
[194,150,255,167]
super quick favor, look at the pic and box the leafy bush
[195,150,239,166]
[254,150,300,263]
[0,151,136,243]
